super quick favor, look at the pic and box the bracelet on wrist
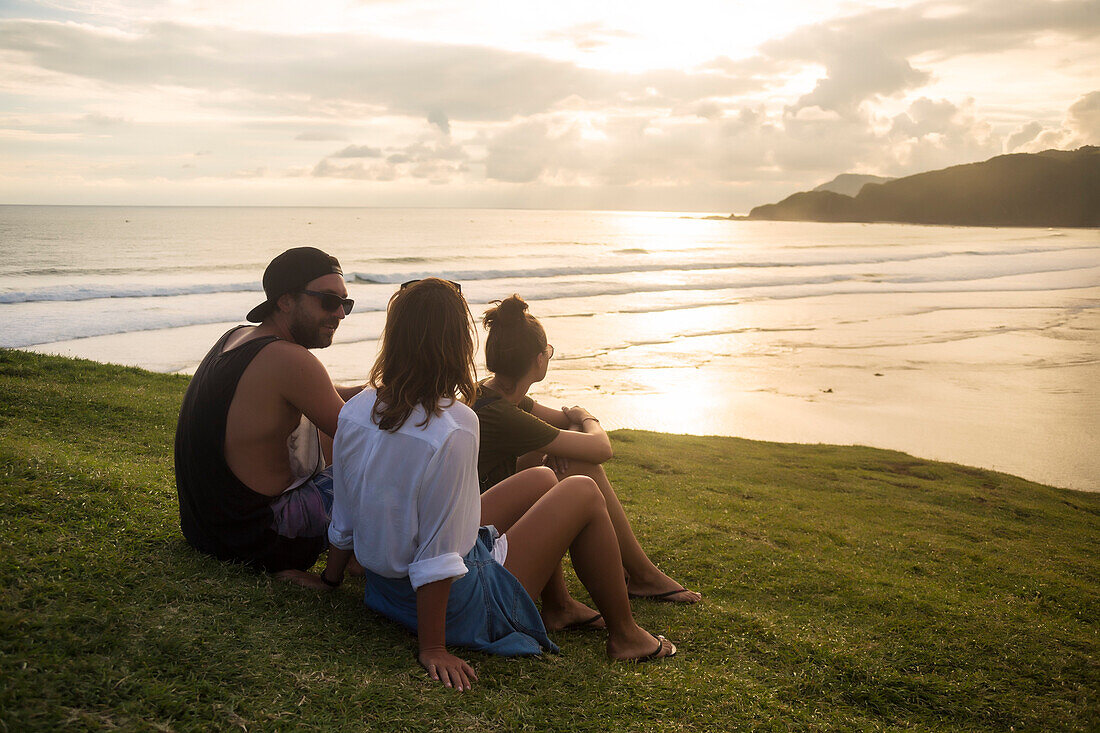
[582,416,600,424]
[321,571,342,588]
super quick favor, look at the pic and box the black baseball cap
[246,247,344,323]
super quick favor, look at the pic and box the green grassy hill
[1,349,1097,731]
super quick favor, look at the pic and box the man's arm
[335,383,365,401]
[275,345,346,438]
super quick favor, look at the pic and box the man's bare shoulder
[242,338,342,436]
[247,339,328,381]
[250,337,312,361]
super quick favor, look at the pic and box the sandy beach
[5,208,1098,491]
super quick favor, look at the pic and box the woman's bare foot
[273,569,331,590]
[626,569,701,604]
[542,598,607,631]
[607,626,677,661]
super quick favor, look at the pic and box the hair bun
[483,295,528,328]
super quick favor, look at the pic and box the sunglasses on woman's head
[300,289,355,315]
[400,278,462,293]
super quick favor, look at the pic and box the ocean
[2,205,1098,491]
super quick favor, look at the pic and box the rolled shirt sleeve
[407,426,481,590]
[326,495,355,551]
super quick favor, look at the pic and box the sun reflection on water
[604,211,745,253]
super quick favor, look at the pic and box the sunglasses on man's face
[300,289,355,315]
[400,278,462,293]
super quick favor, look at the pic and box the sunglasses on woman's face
[300,289,355,315]
[400,278,462,293]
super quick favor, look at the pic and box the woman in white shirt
[322,278,676,692]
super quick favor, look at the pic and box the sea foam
[2,243,1095,305]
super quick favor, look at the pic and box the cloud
[766,0,1100,61]
[228,166,268,178]
[0,19,759,122]
[3,3,1095,213]
[403,139,467,162]
[311,158,392,180]
[760,0,1100,115]
[890,98,968,138]
[80,112,127,126]
[795,46,929,116]
[1007,121,1043,151]
[427,109,450,135]
[480,111,777,187]
[476,92,1008,195]
[313,136,469,183]
[295,130,348,141]
[881,97,998,173]
[484,120,565,183]
[1002,92,1100,153]
[1066,91,1100,142]
[688,101,723,120]
[330,144,382,158]
[541,22,637,52]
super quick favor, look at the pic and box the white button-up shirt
[328,389,482,590]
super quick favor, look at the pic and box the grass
[0,348,1097,732]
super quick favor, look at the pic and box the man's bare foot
[542,599,607,632]
[626,569,701,604]
[273,569,331,590]
[607,627,677,661]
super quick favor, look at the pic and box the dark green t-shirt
[474,382,560,492]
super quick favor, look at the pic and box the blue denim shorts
[361,526,559,657]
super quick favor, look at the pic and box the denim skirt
[362,526,559,657]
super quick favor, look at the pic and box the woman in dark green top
[475,296,701,624]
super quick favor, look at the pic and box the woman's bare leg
[504,476,675,660]
[558,459,700,604]
[480,467,558,533]
[480,468,603,630]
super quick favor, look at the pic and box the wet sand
[31,286,1100,491]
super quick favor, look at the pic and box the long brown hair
[482,294,546,390]
[369,278,476,431]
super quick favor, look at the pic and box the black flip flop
[628,587,698,603]
[562,612,604,631]
[631,635,677,662]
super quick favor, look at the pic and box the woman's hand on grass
[415,579,473,690]
[321,547,354,590]
[272,569,332,590]
[418,647,478,691]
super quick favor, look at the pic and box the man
[174,246,361,588]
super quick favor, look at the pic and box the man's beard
[287,310,338,349]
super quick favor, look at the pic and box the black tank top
[174,327,325,572]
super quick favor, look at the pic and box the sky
[1,0,1097,212]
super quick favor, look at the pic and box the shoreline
[10,345,1097,493]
